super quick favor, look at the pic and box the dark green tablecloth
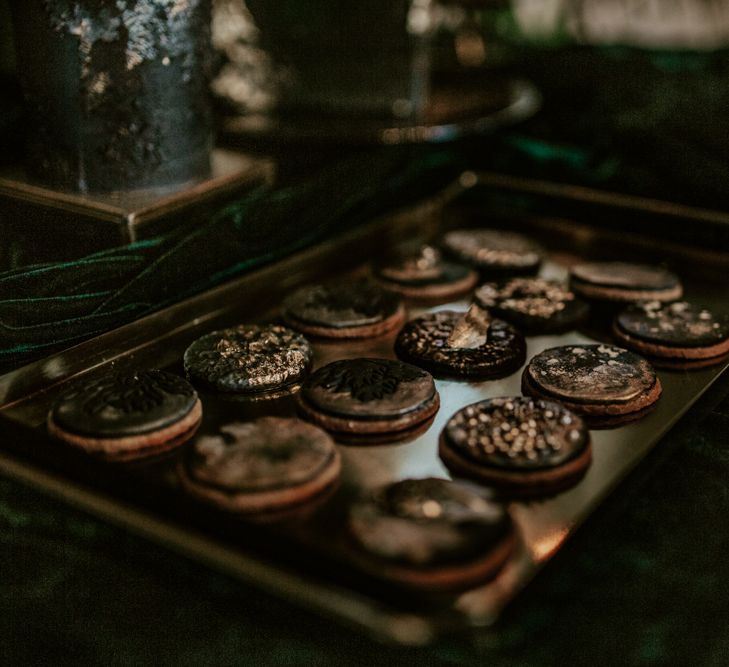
[2,43,729,665]
[3,371,728,666]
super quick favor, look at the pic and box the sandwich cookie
[297,358,439,444]
[522,344,662,427]
[178,417,340,516]
[569,262,682,305]
[474,277,589,335]
[348,477,515,591]
[613,301,729,369]
[48,370,202,461]
[183,324,312,398]
[282,279,405,339]
[439,397,591,496]
[395,305,526,380]
[441,229,543,278]
[372,245,478,303]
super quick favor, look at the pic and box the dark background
[2,4,729,664]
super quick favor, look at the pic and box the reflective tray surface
[1,175,727,645]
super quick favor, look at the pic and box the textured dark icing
[444,397,588,471]
[616,301,729,348]
[441,229,542,272]
[283,280,401,329]
[374,246,472,287]
[475,278,589,334]
[184,418,335,493]
[349,478,511,567]
[302,358,435,419]
[52,370,197,438]
[184,325,312,393]
[571,262,680,291]
[526,345,657,405]
[395,310,526,379]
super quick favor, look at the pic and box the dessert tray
[1,172,727,645]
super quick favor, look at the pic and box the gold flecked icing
[442,230,542,268]
[476,278,575,318]
[378,245,445,282]
[186,418,335,492]
[526,344,656,404]
[444,397,588,470]
[184,324,313,393]
[283,280,401,329]
[349,478,511,567]
[619,301,728,345]
[395,310,526,379]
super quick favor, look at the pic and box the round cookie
[569,262,682,304]
[474,277,589,335]
[439,397,591,496]
[348,478,515,591]
[178,417,340,515]
[395,308,527,380]
[441,229,543,278]
[372,245,478,303]
[613,301,729,369]
[522,344,662,428]
[48,370,202,461]
[282,279,405,339]
[183,324,312,397]
[297,358,439,443]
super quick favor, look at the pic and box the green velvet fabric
[0,146,460,372]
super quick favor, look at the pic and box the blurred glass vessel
[212,0,540,144]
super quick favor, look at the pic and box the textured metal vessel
[11,0,213,192]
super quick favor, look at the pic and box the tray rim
[1,172,728,646]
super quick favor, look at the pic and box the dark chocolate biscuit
[183,324,313,396]
[395,307,527,379]
[48,370,202,461]
[441,229,543,278]
[474,278,589,334]
[613,301,729,369]
[348,478,515,590]
[282,279,405,339]
[297,358,439,442]
[439,397,591,496]
[178,417,340,515]
[570,262,682,304]
[372,245,478,302]
[522,344,662,427]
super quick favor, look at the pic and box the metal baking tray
[1,173,727,646]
